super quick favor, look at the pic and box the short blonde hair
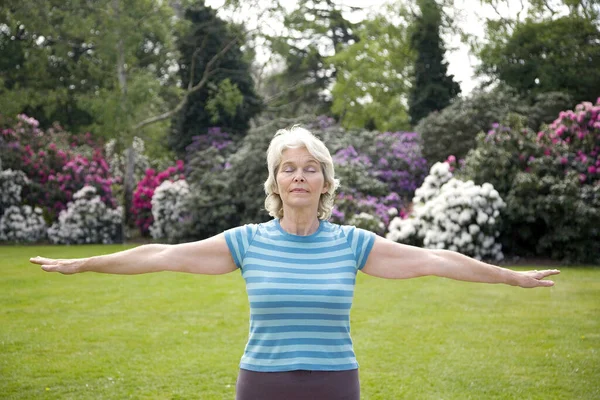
[264,126,339,220]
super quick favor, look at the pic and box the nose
[293,172,305,182]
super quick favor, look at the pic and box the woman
[30,126,559,400]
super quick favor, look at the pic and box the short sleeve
[342,225,376,270]
[223,224,259,270]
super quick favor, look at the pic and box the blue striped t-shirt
[224,218,376,372]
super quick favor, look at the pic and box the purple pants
[235,368,360,400]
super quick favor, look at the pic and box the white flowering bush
[387,162,506,261]
[347,212,385,234]
[413,162,453,204]
[0,205,47,243]
[105,136,151,184]
[150,179,191,242]
[0,169,30,212]
[47,186,122,244]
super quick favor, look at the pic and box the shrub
[460,99,600,263]
[0,114,110,219]
[131,161,185,236]
[150,180,191,242]
[387,162,506,261]
[0,169,30,213]
[415,86,574,165]
[47,186,122,244]
[183,117,428,239]
[104,136,153,190]
[56,151,118,209]
[0,205,47,243]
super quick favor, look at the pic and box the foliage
[415,86,575,165]
[169,3,262,155]
[0,205,46,243]
[150,179,191,243]
[328,11,413,131]
[131,161,185,236]
[328,129,427,234]
[330,193,401,236]
[264,0,358,117]
[56,151,117,209]
[0,169,30,214]
[408,0,460,125]
[0,0,179,136]
[478,15,600,103]
[460,99,600,263]
[47,186,122,244]
[0,114,116,219]
[182,119,282,239]
[388,162,506,261]
[105,137,151,187]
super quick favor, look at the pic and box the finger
[535,279,554,287]
[542,269,561,277]
[41,264,60,272]
[30,256,55,265]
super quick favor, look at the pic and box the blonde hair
[264,126,339,219]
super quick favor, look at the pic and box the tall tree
[328,10,414,131]
[168,2,262,155]
[408,0,461,126]
[263,0,359,117]
[0,0,178,136]
[474,0,600,102]
[478,16,600,102]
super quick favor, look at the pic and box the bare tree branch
[541,0,557,15]
[488,0,515,29]
[133,35,241,130]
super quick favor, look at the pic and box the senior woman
[30,126,559,400]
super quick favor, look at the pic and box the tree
[408,0,461,126]
[263,0,359,118]
[328,10,414,131]
[474,0,600,102]
[0,0,178,136]
[478,16,600,102]
[168,2,262,155]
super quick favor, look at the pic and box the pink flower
[560,157,568,165]
[589,166,597,174]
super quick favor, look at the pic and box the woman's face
[275,147,329,214]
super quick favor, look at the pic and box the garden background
[1,0,599,398]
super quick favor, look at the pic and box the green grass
[1,245,599,399]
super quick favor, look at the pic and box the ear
[321,182,329,194]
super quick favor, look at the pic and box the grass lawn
[1,245,599,399]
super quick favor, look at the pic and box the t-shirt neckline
[275,218,325,239]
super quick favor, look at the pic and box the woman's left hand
[515,269,560,288]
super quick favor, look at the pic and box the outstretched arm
[29,234,237,275]
[362,236,559,288]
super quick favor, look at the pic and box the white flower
[150,179,191,242]
[47,186,122,244]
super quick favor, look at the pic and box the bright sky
[205,0,530,95]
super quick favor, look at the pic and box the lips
[291,189,308,192]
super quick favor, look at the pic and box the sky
[205,0,531,95]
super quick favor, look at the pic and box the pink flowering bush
[539,100,600,185]
[55,149,117,209]
[131,160,185,236]
[0,115,111,220]
[459,99,600,263]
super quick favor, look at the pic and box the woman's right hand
[30,257,85,274]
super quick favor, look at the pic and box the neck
[279,209,320,236]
